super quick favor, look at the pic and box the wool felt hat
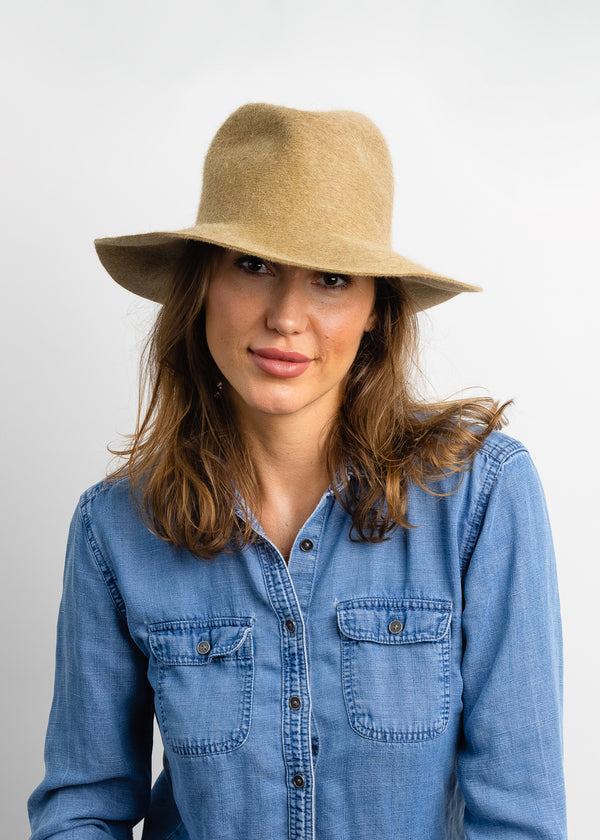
[94,103,481,311]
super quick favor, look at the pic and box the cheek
[321,328,365,373]
[205,286,242,346]
[327,304,375,353]
[205,280,265,340]
[205,295,235,368]
[203,300,220,355]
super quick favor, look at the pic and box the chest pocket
[148,617,254,756]
[337,598,452,743]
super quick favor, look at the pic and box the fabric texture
[94,103,481,311]
[28,431,567,839]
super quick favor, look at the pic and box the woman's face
[204,250,376,426]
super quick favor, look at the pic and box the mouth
[249,347,313,378]
[252,347,311,362]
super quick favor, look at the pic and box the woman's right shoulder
[78,475,134,510]
[67,476,165,580]
[73,475,146,537]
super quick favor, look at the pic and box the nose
[265,272,309,335]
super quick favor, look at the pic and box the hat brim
[94,224,481,312]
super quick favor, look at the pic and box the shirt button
[289,696,302,710]
[299,538,314,552]
[285,619,296,633]
[388,620,403,634]
[196,640,211,654]
[292,774,305,788]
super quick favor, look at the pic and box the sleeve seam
[459,445,529,573]
[77,494,129,626]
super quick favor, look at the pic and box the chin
[239,384,307,416]
[254,399,306,417]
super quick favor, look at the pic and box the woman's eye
[235,256,271,274]
[319,273,351,289]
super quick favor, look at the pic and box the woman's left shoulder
[445,429,555,576]
[452,429,546,530]
[469,428,543,488]
[425,429,541,506]
[469,427,548,491]
[473,428,529,466]
[463,428,550,530]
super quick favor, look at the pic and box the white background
[2,1,598,836]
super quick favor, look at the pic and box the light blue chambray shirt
[28,431,567,839]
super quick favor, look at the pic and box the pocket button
[388,620,404,634]
[196,640,212,655]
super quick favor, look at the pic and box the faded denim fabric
[28,431,567,839]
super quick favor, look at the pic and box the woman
[28,103,567,839]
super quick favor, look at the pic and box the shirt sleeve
[457,448,567,839]
[28,498,154,839]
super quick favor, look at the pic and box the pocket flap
[149,618,253,664]
[337,598,451,644]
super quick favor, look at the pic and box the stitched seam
[148,619,254,664]
[337,598,452,643]
[340,630,451,742]
[339,601,452,743]
[459,444,529,574]
[77,496,128,625]
[157,635,254,756]
[477,435,526,464]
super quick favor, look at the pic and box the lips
[250,347,313,378]
[252,347,311,362]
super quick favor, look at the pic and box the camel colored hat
[95,103,481,311]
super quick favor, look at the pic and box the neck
[232,405,338,561]
[239,410,332,502]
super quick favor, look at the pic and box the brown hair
[108,241,509,558]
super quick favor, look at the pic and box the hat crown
[196,103,394,249]
[95,101,480,311]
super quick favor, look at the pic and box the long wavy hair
[108,240,509,558]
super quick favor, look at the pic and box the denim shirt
[28,431,567,839]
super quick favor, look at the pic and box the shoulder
[76,476,138,526]
[74,476,150,556]
[465,429,534,500]
[468,429,544,501]
[68,476,166,609]
[459,430,550,566]
[428,429,535,505]
[474,428,527,464]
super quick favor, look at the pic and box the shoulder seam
[78,491,129,624]
[80,477,111,506]
[476,434,527,465]
[459,444,530,571]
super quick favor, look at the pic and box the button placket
[256,541,315,840]
[281,602,312,837]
